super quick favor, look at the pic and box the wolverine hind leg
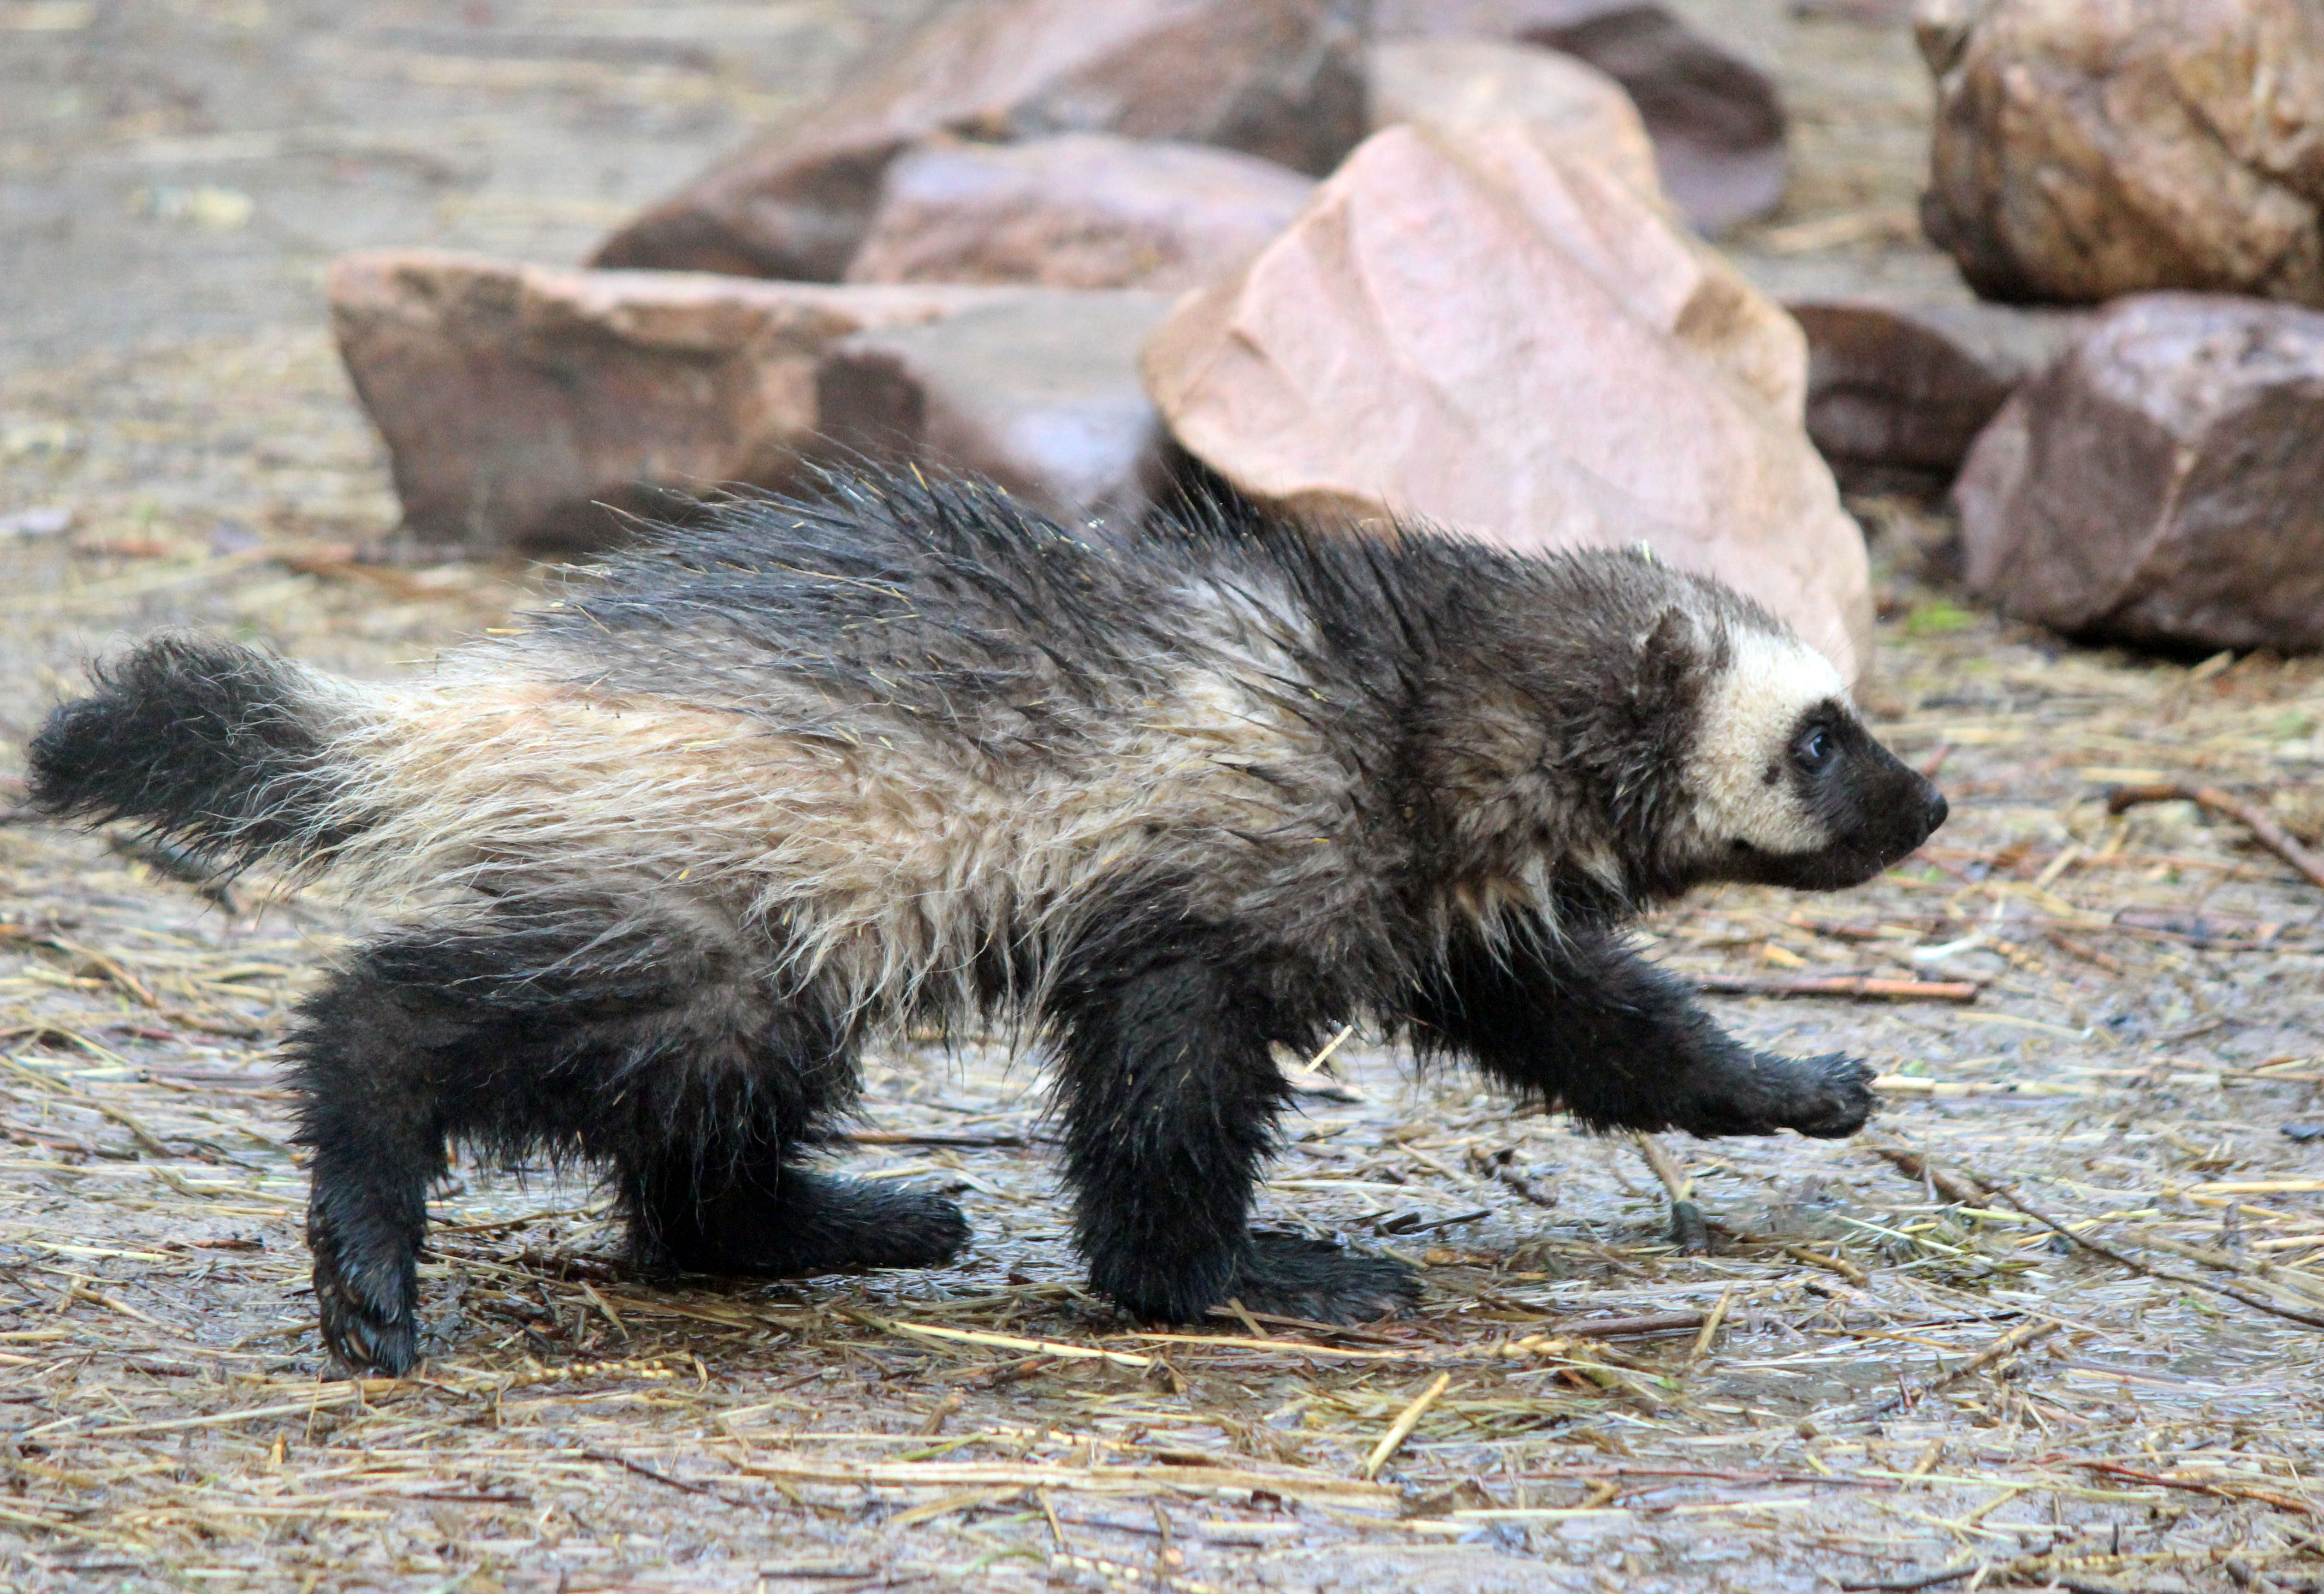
[290,903,956,1374]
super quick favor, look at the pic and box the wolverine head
[1679,622,1946,892]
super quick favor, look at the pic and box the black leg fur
[1413,914,1875,1140]
[623,1142,967,1277]
[290,902,920,1374]
[1049,913,1418,1326]
[286,967,449,1378]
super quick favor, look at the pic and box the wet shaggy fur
[30,471,1947,1374]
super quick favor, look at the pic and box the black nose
[1923,790,1949,835]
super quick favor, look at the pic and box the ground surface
[3,3,2323,1593]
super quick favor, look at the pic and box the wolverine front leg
[1411,913,1874,1139]
[1047,921,1417,1325]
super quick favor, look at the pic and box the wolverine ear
[1633,608,1696,711]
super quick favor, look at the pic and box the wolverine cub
[31,471,1945,1374]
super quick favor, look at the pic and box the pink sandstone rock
[843,134,1314,292]
[330,250,1020,553]
[1141,124,1871,678]
[1366,36,1662,202]
[1957,292,2324,653]
[591,0,1363,280]
[1375,0,1789,232]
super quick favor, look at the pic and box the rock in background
[1790,296,2087,484]
[332,251,1025,554]
[843,134,1315,291]
[1142,122,1871,678]
[590,0,1365,280]
[816,292,1174,522]
[1367,36,1662,199]
[1918,0,2324,307]
[1956,293,2324,653]
[1377,0,1790,231]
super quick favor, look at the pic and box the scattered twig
[1840,1561,1979,1592]
[582,1446,761,1511]
[2107,784,2324,892]
[1693,975,1978,1001]
[1863,1317,2061,1417]
[1867,1144,1987,1207]
[2077,1462,2318,1517]
[1362,1372,1451,1480]
[1975,1170,2324,1331]
[1296,1022,1358,1076]
[1548,1311,1709,1341]
[877,1319,1153,1369]
[835,1129,1035,1149]
[1632,1133,1706,1254]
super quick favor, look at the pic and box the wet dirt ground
[3,3,2323,1592]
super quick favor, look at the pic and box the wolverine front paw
[1782,1053,1877,1138]
[1224,1232,1422,1325]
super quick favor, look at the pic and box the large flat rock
[1957,292,2324,653]
[844,134,1314,291]
[1142,123,1871,679]
[1377,0,1789,232]
[590,0,1364,281]
[330,251,1020,554]
[1367,36,1662,202]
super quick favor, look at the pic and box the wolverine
[29,470,1945,1374]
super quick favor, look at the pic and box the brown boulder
[1366,37,1661,201]
[816,291,1174,524]
[1957,293,2324,652]
[591,0,1364,281]
[1142,124,1871,678]
[1790,296,2088,479]
[842,134,1314,292]
[1375,0,1789,232]
[1920,0,2324,307]
[330,250,1019,555]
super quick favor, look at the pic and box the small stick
[1783,1245,1869,1285]
[836,1129,1034,1149]
[1864,1317,2061,1416]
[1297,1022,1358,1075]
[1866,1145,1986,1208]
[1693,975,1978,1002]
[581,1447,759,1510]
[2107,784,2324,892]
[883,1319,1154,1368]
[1840,1561,1979,1592]
[1947,1165,2324,1332]
[2076,1461,2318,1517]
[1547,1310,1707,1340]
[1363,1371,1452,1479]
[1633,1133,1707,1254]
[1689,1285,1736,1362]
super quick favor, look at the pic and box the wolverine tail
[28,635,370,871]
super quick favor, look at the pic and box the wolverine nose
[1922,789,1949,837]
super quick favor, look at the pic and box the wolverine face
[1689,630,1947,891]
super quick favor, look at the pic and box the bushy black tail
[28,635,362,869]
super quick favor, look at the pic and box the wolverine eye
[1793,726,1835,770]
